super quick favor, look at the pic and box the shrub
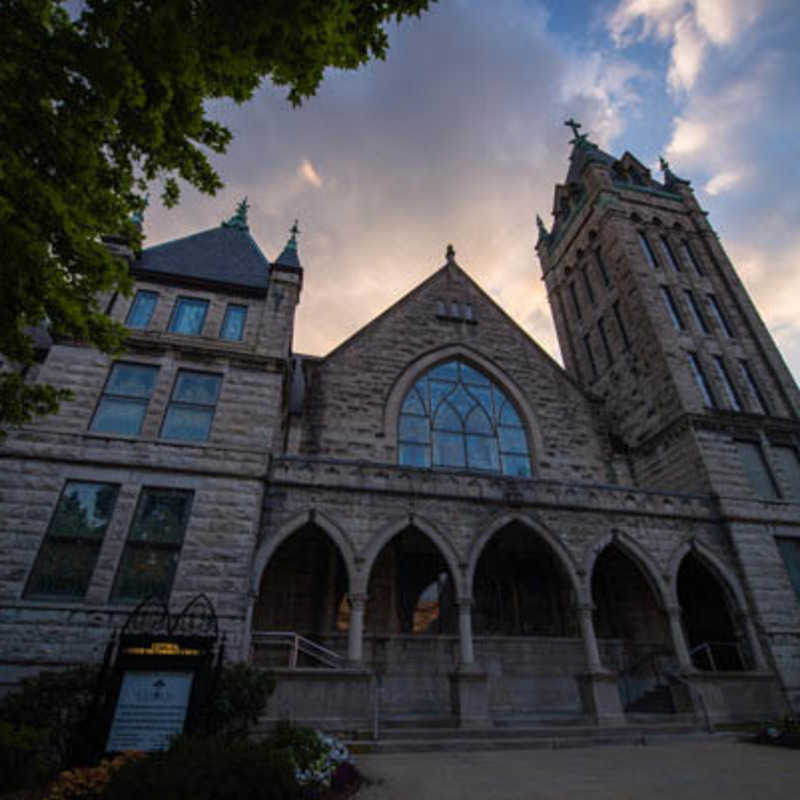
[0,719,53,791]
[197,662,275,738]
[100,736,302,800]
[0,665,107,772]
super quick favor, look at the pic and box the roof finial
[659,156,670,173]
[130,194,149,229]
[564,117,587,145]
[287,219,300,249]
[222,197,249,231]
[274,219,302,269]
[446,243,455,263]
[536,214,550,244]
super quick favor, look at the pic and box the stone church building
[2,129,800,729]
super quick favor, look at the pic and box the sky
[143,0,800,379]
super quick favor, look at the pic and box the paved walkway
[355,739,800,799]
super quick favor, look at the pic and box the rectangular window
[125,291,158,329]
[707,294,734,337]
[90,363,159,435]
[581,267,596,306]
[688,353,715,408]
[583,333,598,379]
[612,301,630,349]
[598,317,613,366]
[773,446,800,499]
[594,249,610,287]
[220,304,247,341]
[740,361,768,414]
[569,282,582,319]
[639,232,658,269]
[168,297,209,335]
[776,537,800,604]
[160,371,222,441]
[24,481,119,599]
[111,488,193,603]
[713,356,742,410]
[660,286,684,330]
[681,240,705,276]
[736,440,779,499]
[684,290,710,333]
[660,236,681,272]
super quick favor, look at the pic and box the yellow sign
[123,641,201,656]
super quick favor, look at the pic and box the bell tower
[536,120,800,496]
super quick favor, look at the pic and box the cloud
[704,169,745,195]
[298,159,323,188]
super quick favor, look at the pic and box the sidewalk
[355,739,800,799]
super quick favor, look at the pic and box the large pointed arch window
[398,359,531,476]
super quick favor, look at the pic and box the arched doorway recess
[591,544,673,711]
[677,553,747,671]
[251,523,350,666]
[364,525,457,719]
[471,521,582,717]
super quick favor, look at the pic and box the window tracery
[397,359,531,476]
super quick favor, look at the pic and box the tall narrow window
[568,282,582,319]
[169,297,209,335]
[773,446,800,499]
[598,318,613,366]
[688,353,715,408]
[583,333,598,379]
[25,481,119,599]
[581,267,596,306]
[612,301,630,349]
[660,286,684,330]
[740,361,768,414]
[126,291,158,329]
[450,300,460,318]
[91,363,159,435]
[707,294,734,337]
[220,304,247,341]
[397,359,531,477]
[776,538,800,603]
[684,290,710,333]
[160,371,222,441]
[111,488,193,603]
[464,303,474,321]
[595,249,610,287]
[713,356,742,411]
[660,237,681,271]
[681,240,705,276]
[736,440,779,499]
[639,233,658,269]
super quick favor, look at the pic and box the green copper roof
[274,220,302,269]
[222,197,250,231]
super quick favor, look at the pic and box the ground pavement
[354,739,800,799]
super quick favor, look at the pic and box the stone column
[347,593,366,665]
[739,611,769,670]
[577,603,604,673]
[458,598,475,666]
[666,604,694,672]
[239,591,258,661]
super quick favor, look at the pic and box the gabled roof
[565,137,617,186]
[134,226,271,294]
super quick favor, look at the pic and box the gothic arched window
[397,359,531,476]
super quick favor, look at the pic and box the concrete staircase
[342,716,721,754]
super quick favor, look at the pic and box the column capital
[349,593,367,608]
[576,603,595,615]
[457,597,474,610]
[664,604,683,617]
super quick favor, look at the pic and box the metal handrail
[251,631,346,668]
[688,640,745,671]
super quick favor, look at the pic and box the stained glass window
[160,371,222,441]
[25,481,119,598]
[91,363,159,435]
[126,291,158,329]
[111,488,193,603]
[398,359,531,476]
[220,304,247,341]
[168,297,209,335]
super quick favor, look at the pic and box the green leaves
[0,0,432,432]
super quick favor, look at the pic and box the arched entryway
[364,525,457,719]
[591,544,672,711]
[677,553,746,671]
[251,523,350,666]
[471,521,582,717]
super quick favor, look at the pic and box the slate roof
[134,226,271,293]
[565,138,617,185]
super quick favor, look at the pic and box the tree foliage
[0,0,433,432]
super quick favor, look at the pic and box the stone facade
[1,139,799,728]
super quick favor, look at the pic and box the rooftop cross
[446,244,455,263]
[564,118,583,140]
